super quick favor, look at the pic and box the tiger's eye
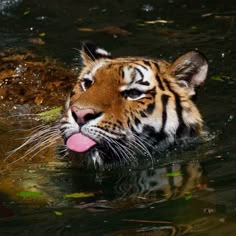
[121,89,143,99]
[81,78,93,90]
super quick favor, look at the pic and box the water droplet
[228,114,234,122]
[141,4,155,12]
[15,64,27,74]
[36,16,47,21]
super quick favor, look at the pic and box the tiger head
[60,43,208,166]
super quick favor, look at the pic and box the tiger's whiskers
[5,122,62,165]
[129,133,155,168]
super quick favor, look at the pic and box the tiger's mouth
[66,132,97,153]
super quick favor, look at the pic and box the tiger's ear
[81,42,112,66]
[169,50,208,96]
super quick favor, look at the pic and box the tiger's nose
[71,106,101,125]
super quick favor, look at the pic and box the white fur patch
[82,73,93,80]
[122,66,135,84]
[192,63,208,86]
[95,48,110,57]
[91,61,107,75]
[164,104,179,135]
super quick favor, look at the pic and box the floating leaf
[78,27,95,32]
[28,38,45,45]
[78,26,132,36]
[64,192,95,199]
[166,172,182,177]
[39,32,46,37]
[184,194,192,201]
[144,20,174,24]
[215,15,236,19]
[201,13,214,18]
[38,106,62,122]
[16,191,42,197]
[23,10,31,16]
[137,23,145,26]
[123,219,173,224]
[96,26,132,36]
[54,211,63,216]
[210,76,224,82]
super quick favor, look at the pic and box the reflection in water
[108,216,236,236]
[1,159,235,235]
[0,160,207,206]
[107,225,191,236]
[102,162,206,208]
[0,160,207,235]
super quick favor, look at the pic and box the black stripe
[117,120,123,127]
[135,67,144,78]
[119,67,124,78]
[106,64,113,69]
[70,91,75,97]
[163,79,186,137]
[136,80,150,86]
[135,117,141,126]
[156,75,165,91]
[160,94,169,133]
[127,116,131,126]
[143,60,152,67]
[142,125,167,145]
[145,103,155,114]
[130,111,136,119]
[138,101,145,105]
[153,62,160,71]
[134,62,149,70]
[140,111,147,117]
[144,87,156,97]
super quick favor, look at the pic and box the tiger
[60,42,208,168]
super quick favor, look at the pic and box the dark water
[0,0,236,235]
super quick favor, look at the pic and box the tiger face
[60,43,208,166]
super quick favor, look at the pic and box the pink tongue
[66,133,96,153]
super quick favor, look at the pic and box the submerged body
[60,43,208,167]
